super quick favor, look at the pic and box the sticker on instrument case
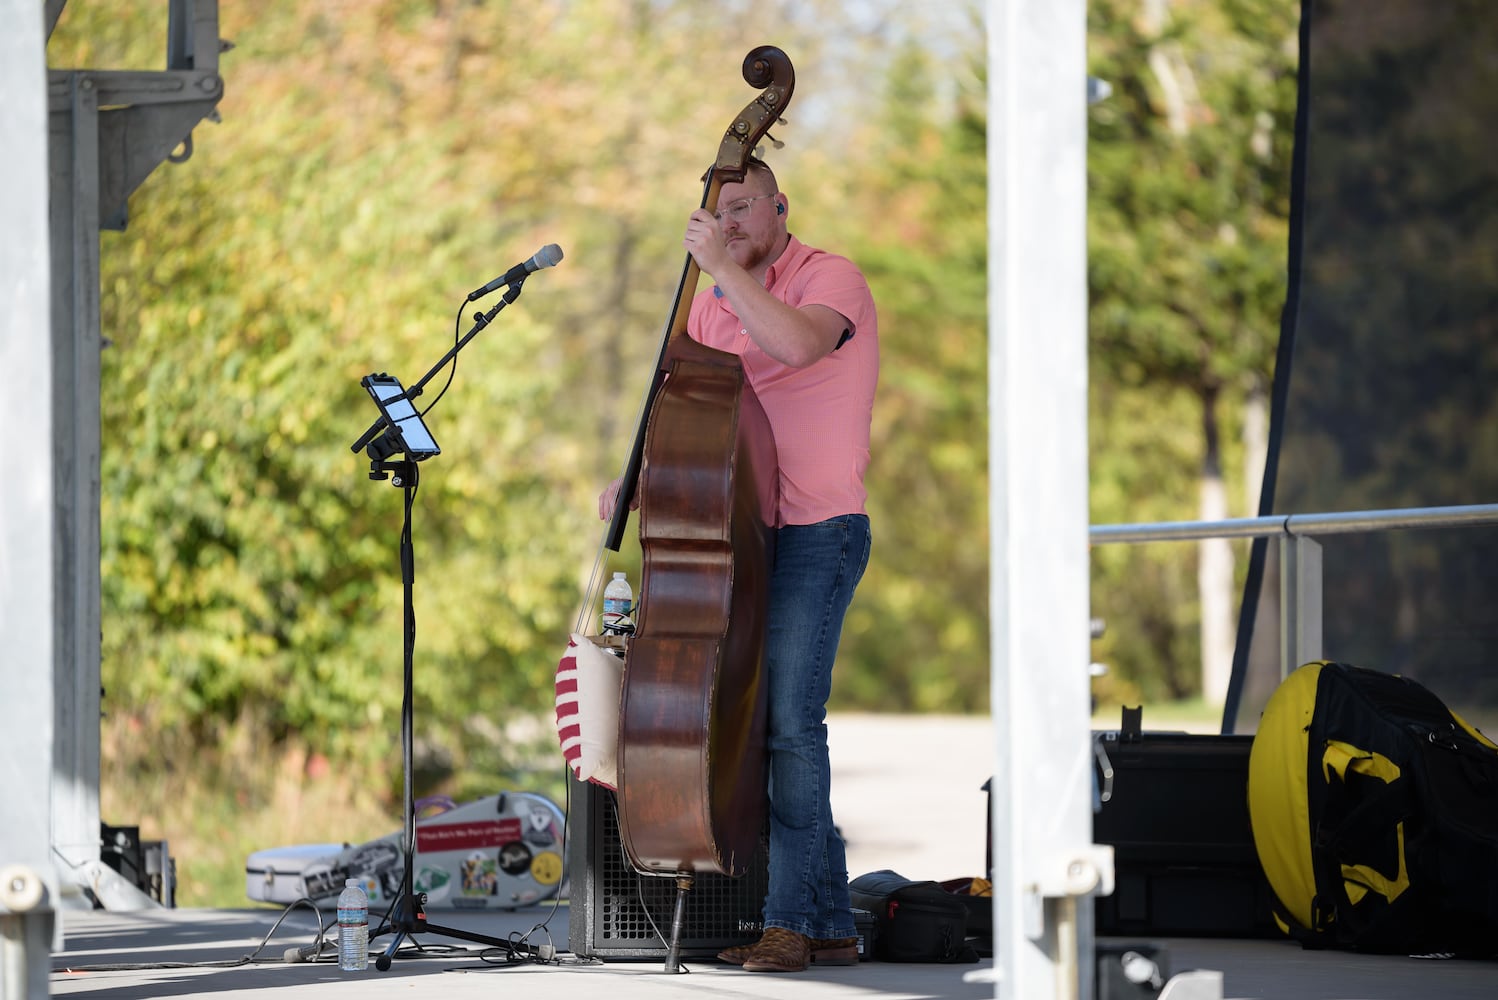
[530,851,564,885]
[459,852,498,896]
[498,841,533,877]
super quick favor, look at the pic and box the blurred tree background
[47,0,1297,904]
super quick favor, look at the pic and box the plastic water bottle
[601,571,634,635]
[337,877,369,971]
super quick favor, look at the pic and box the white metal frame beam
[39,0,225,902]
[986,2,1107,997]
[3,0,61,991]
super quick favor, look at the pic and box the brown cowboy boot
[719,932,859,967]
[742,927,812,972]
[808,935,859,965]
[716,940,756,965]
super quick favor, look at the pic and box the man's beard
[729,229,777,272]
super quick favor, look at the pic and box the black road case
[1092,708,1279,938]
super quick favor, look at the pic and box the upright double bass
[602,47,794,883]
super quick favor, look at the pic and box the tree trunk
[1243,374,1268,514]
[1199,383,1234,706]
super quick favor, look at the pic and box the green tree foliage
[831,36,991,710]
[47,0,1300,900]
[77,0,624,792]
[1087,0,1298,699]
[50,0,992,813]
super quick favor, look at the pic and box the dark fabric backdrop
[1229,0,1498,732]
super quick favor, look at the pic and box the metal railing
[1089,502,1498,681]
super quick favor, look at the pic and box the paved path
[828,713,992,886]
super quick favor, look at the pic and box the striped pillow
[554,633,622,789]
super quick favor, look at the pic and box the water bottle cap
[345,878,359,887]
[613,571,625,580]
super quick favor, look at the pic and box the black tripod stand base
[370,893,516,969]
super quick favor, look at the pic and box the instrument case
[1091,707,1279,938]
[245,843,347,905]
[244,793,566,910]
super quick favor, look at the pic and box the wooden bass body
[616,335,777,876]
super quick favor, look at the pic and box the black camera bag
[848,870,978,963]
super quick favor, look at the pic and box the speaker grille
[568,779,768,959]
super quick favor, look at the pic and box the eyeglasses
[713,194,777,223]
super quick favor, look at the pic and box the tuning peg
[754,138,785,159]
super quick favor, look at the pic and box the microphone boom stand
[349,280,528,969]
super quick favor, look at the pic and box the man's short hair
[744,156,779,195]
[706,156,779,193]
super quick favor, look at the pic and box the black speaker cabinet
[566,778,769,959]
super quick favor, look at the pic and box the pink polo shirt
[688,236,878,527]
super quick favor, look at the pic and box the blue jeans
[761,513,871,939]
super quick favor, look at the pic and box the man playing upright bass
[602,155,879,974]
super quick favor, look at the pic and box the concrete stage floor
[45,714,1498,998]
[50,905,1498,1000]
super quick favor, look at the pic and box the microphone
[466,244,564,301]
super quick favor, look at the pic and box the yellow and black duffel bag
[1248,660,1498,956]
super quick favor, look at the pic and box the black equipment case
[1092,707,1279,938]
